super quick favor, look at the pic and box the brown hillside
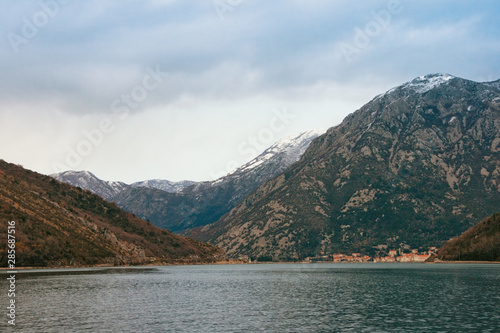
[0,160,224,267]
[437,212,500,262]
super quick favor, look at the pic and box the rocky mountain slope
[111,130,324,232]
[0,160,223,267]
[186,74,500,260]
[436,211,500,262]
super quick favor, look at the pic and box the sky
[1,0,499,183]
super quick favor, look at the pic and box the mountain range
[50,74,500,261]
[51,171,196,200]
[0,160,223,267]
[52,130,324,232]
[185,74,500,260]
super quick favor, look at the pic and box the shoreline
[2,260,499,272]
[0,259,249,271]
[428,260,500,264]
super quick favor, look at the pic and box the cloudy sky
[1,1,499,183]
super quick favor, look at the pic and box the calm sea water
[1,263,499,332]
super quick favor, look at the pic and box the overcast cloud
[1,0,499,182]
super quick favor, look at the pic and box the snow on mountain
[226,129,326,177]
[404,73,455,93]
[51,170,129,200]
[375,73,456,100]
[111,129,326,232]
[131,179,197,193]
[51,171,195,198]
[52,129,326,232]
[485,79,500,89]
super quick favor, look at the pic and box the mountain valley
[54,130,324,233]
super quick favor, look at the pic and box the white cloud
[403,15,483,46]
[0,1,499,181]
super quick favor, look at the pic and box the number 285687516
[7,221,16,269]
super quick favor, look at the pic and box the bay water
[2,263,499,332]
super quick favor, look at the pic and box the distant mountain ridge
[0,160,223,267]
[131,179,197,193]
[51,170,130,200]
[112,130,324,232]
[52,130,325,232]
[186,74,500,260]
[51,171,196,200]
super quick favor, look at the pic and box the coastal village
[304,247,437,263]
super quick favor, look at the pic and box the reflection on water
[6,266,158,278]
[1,264,499,332]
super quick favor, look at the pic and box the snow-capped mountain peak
[404,73,456,93]
[229,129,326,175]
[268,129,327,152]
[131,179,196,193]
[51,170,129,199]
[375,73,457,100]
